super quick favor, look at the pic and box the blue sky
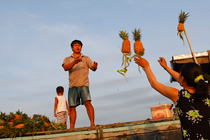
[0,0,210,128]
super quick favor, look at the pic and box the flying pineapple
[177,11,189,44]
[132,28,144,55]
[119,30,131,53]
[177,11,199,64]
[117,30,131,81]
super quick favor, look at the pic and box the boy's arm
[54,97,58,117]
[66,101,70,115]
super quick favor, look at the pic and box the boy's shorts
[57,111,67,124]
[68,86,91,107]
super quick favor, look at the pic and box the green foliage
[8,112,15,121]
[0,112,7,122]
[119,30,129,40]
[132,28,141,41]
[179,11,189,23]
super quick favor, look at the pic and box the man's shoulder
[63,55,74,61]
[65,55,74,58]
[82,55,93,63]
[82,55,91,59]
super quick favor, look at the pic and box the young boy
[54,86,70,128]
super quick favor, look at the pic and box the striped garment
[57,111,67,124]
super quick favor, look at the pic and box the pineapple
[132,28,144,55]
[119,30,131,53]
[177,11,189,44]
[178,11,189,31]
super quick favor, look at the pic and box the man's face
[72,43,82,53]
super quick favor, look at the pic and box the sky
[0,0,210,128]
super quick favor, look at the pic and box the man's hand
[91,61,98,71]
[93,61,98,68]
[62,57,82,71]
[75,56,82,64]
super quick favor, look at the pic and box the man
[62,40,98,129]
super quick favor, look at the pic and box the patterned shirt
[175,89,210,140]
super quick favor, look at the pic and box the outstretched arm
[158,57,180,83]
[134,55,179,103]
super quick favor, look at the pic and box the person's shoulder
[64,55,73,59]
[63,55,74,63]
[82,55,91,59]
[63,96,67,101]
[82,54,88,57]
[61,95,67,99]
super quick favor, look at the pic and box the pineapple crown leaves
[132,28,141,41]
[179,11,189,23]
[0,112,7,120]
[15,110,23,115]
[9,112,15,120]
[119,30,129,40]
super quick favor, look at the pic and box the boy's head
[56,86,64,94]
[70,40,83,48]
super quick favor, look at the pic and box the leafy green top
[179,11,189,23]
[119,30,129,40]
[132,28,141,41]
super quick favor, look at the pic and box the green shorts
[68,86,91,107]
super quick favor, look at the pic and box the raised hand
[158,57,167,69]
[134,55,149,69]
[91,61,98,71]
[93,61,98,67]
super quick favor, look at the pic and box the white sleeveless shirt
[56,96,67,113]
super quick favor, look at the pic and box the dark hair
[180,62,209,100]
[56,86,64,93]
[70,40,83,48]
